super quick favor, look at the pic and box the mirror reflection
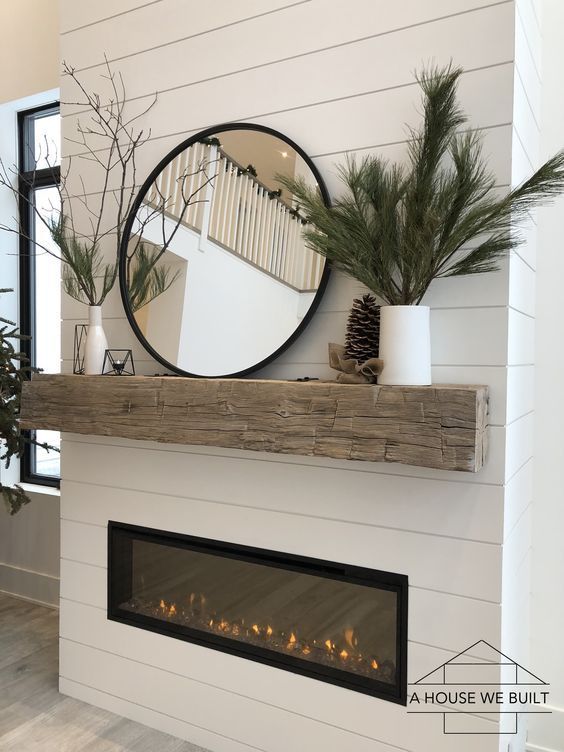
[122,126,328,377]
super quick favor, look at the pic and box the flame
[152,593,387,677]
[344,627,357,649]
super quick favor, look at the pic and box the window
[19,103,61,485]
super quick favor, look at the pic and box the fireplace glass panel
[108,523,408,703]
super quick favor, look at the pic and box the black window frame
[18,102,61,487]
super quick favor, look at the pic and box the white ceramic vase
[378,305,431,386]
[84,305,108,375]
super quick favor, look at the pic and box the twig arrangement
[0,57,215,308]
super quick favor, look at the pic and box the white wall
[0,0,59,106]
[0,487,60,606]
[530,2,564,751]
[56,2,540,751]
[500,4,540,751]
[139,217,314,374]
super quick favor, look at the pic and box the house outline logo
[407,639,550,735]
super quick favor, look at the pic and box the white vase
[84,305,108,375]
[378,305,431,386]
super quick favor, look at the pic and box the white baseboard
[0,562,59,607]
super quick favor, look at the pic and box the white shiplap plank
[59,639,403,752]
[511,126,535,189]
[507,307,535,366]
[61,0,511,73]
[267,306,508,366]
[60,461,505,543]
[61,1,515,114]
[514,211,537,271]
[516,0,541,75]
[421,263,509,311]
[60,558,106,608]
[62,53,514,164]
[514,2,541,123]
[59,632,500,752]
[504,458,532,543]
[506,364,535,424]
[60,305,510,374]
[59,676,263,752]
[311,125,514,199]
[60,438,505,537]
[509,252,536,317]
[59,503,502,602]
[61,0,304,63]
[60,0,163,34]
[513,67,541,169]
[504,411,534,481]
[60,519,106,566]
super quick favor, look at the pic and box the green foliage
[278,64,564,305]
[127,242,181,313]
[50,216,117,306]
[0,289,57,515]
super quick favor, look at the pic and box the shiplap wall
[530,1,564,751]
[503,6,540,752]
[57,2,538,751]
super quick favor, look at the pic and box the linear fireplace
[108,522,408,704]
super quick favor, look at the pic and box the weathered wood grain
[20,375,489,472]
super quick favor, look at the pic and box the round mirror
[119,123,330,377]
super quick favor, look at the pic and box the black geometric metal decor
[73,324,88,374]
[102,349,135,376]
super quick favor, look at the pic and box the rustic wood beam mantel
[20,375,488,472]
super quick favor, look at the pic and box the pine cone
[345,294,380,362]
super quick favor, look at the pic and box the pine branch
[277,63,564,305]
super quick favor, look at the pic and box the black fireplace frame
[107,521,408,705]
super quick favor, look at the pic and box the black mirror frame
[118,122,331,379]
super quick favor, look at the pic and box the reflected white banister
[146,143,323,291]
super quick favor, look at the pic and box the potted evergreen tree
[279,64,564,385]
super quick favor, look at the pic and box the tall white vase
[84,305,108,375]
[378,305,431,386]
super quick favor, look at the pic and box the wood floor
[0,593,208,751]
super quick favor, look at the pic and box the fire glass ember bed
[108,522,408,704]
